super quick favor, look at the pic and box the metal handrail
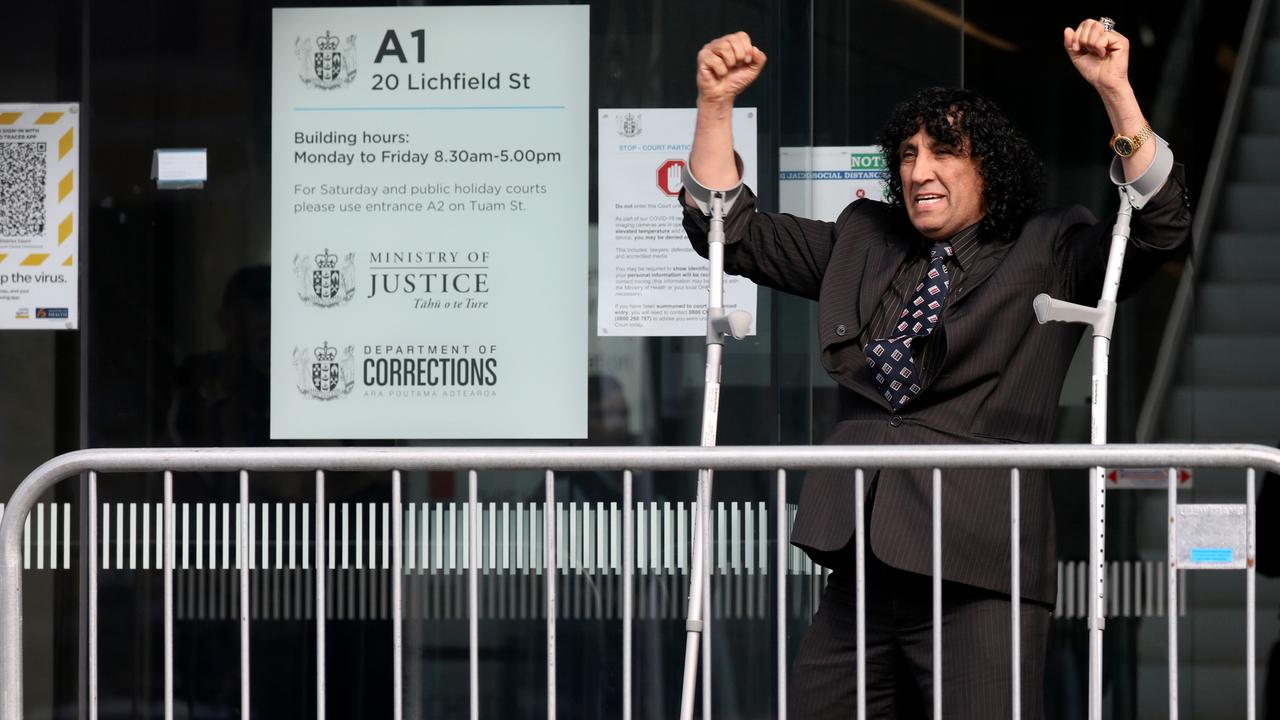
[1135,0,1273,442]
[3,443,1277,719]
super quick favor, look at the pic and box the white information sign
[597,108,757,337]
[779,145,889,220]
[272,6,589,439]
[152,148,208,189]
[0,104,79,330]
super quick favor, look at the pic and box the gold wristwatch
[1110,123,1154,158]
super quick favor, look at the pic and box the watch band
[1110,123,1154,158]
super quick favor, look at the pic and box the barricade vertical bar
[545,469,557,719]
[468,469,479,720]
[1248,468,1257,720]
[854,469,866,720]
[1088,462,1108,720]
[703,487,713,720]
[623,470,633,720]
[1167,467,1178,719]
[241,470,251,719]
[90,470,99,720]
[776,469,787,720]
[164,470,175,720]
[392,470,403,720]
[1011,468,1021,720]
[680,469,710,720]
[316,470,326,720]
[932,468,942,719]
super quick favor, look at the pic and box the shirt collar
[904,219,985,267]
[946,221,983,269]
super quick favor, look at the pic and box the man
[680,20,1191,719]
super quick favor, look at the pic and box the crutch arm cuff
[1109,134,1174,210]
[682,153,746,216]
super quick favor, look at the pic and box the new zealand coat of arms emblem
[293,342,356,400]
[617,112,642,138]
[294,248,356,307]
[296,31,357,89]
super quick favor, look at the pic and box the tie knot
[931,242,953,261]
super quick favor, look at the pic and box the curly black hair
[876,87,1045,242]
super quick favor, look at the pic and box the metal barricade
[0,443,1274,719]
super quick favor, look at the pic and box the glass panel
[0,0,1258,718]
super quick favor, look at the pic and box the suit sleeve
[1055,162,1192,304]
[680,186,870,301]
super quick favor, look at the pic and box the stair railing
[1136,0,1274,442]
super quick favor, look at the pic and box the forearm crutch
[678,163,750,720]
[1032,136,1171,720]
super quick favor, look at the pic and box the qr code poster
[0,103,79,330]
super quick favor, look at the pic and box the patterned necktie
[864,242,953,411]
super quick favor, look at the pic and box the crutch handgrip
[1033,293,1118,339]
[1034,294,1100,326]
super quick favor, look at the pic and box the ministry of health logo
[296,30,357,89]
[293,341,355,400]
[294,248,355,307]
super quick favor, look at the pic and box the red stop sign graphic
[657,159,686,197]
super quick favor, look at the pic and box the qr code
[0,142,47,238]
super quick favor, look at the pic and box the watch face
[1114,137,1134,157]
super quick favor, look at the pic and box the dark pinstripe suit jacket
[683,174,1190,605]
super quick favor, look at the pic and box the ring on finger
[1099,16,1116,32]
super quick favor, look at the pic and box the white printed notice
[597,108,757,337]
[0,104,79,330]
[779,146,888,219]
[272,7,588,439]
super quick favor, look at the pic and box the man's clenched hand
[1063,19,1131,98]
[697,32,767,107]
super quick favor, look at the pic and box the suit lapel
[856,228,916,338]
[946,236,1014,310]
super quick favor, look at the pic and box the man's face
[899,126,986,240]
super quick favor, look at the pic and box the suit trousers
[789,553,1050,719]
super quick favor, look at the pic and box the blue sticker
[1190,547,1233,563]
